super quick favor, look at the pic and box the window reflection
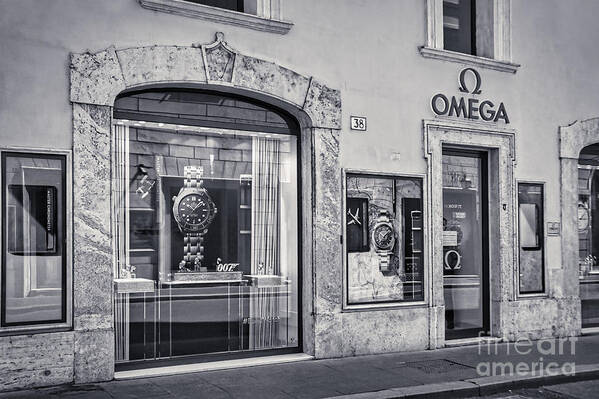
[2,153,66,326]
[112,91,299,362]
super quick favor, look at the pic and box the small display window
[517,182,545,294]
[1,151,68,327]
[345,173,425,306]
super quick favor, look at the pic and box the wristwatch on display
[172,166,217,272]
[372,209,396,272]
[578,202,590,231]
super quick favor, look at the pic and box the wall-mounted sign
[547,221,561,236]
[431,68,510,124]
[350,116,367,131]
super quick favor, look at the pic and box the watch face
[578,204,590,231]
[177,192,215,230]
[373,224,394,250]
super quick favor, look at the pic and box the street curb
[324,363,599,399]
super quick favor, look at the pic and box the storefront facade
[1,0,599,392]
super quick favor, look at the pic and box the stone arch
[558,117,599,335]
[70,32,340,129]
[69,33,342,383]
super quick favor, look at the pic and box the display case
[111,91,299,362]
[344,172,424,307]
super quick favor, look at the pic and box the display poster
[442,189,480,275]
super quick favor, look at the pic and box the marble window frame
[559,118,599,334]
[341,169,429,312]
[420,0,520,74]
[423,118,516,346]
[138,0,293,34]
[0,146,73,337]
[67,32,343,380]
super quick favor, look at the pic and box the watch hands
[347,208,361,226]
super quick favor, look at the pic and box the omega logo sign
[431,68,509,124]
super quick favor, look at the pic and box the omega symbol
[458,67,482,95]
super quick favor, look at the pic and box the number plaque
[350,116,367,131]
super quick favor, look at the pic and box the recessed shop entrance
[442,149,490,339]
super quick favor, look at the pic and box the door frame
[423,119,516,348]
[441,148,491,340]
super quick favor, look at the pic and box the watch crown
[172,196,177,202]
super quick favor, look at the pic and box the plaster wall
[0,0,599,391]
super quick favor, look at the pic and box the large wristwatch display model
[172,166,217,272]
[372,210,395,272]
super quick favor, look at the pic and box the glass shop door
[442,149,490,339]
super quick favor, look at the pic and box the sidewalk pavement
[2,333,599,399]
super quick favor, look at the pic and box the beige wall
[1,0,599,389]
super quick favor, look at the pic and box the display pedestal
[173,271,243,281]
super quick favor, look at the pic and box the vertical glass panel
[443,0,475,55]
[183,0,245,12]
[518,183,545,294]
[578,158,599,327]
[345,174,424,305]
[2,152,66,326]
[442,151,487,338]
[112,91,298,362]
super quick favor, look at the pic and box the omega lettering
[430,68,509,124]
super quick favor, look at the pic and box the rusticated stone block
[314,312,343,359]
[72,104,113,329]
[74,329,114,384]
[205,43,235,82]
[0,332,74,392]
[303,79,342,129]
[342,307,429,356]
[313,128,342,314]
[117,46,206,87]
[559,117,599,159]
[70,47,125,106]
[233,54,310,107]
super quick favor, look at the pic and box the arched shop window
[578,144,599,328]
[112,90,300,363]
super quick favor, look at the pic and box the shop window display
[578,143,599,327]
[112,91,299,362]
[345,173,424,306]
[517,183,545,294]
[1,152,67,327]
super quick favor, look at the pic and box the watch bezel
[372,222,395,251]
[173,187,217,232]
[578,203,590,231]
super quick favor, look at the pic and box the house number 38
[350,116,367,131]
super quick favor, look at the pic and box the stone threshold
[444,336,502,348]
[582,327,599,336]
[114,353,313,380]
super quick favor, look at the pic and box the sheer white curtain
[112,123,130,361]
[251,137,281,275]
[250,136,282,349]
[112,124,130,279]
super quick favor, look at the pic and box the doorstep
[114,353,313,380]
[444,336,502,348]
[582,326,599,336]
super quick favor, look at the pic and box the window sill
[343,301,428,312]
[139,0,293,34]
[419,46,520,74]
